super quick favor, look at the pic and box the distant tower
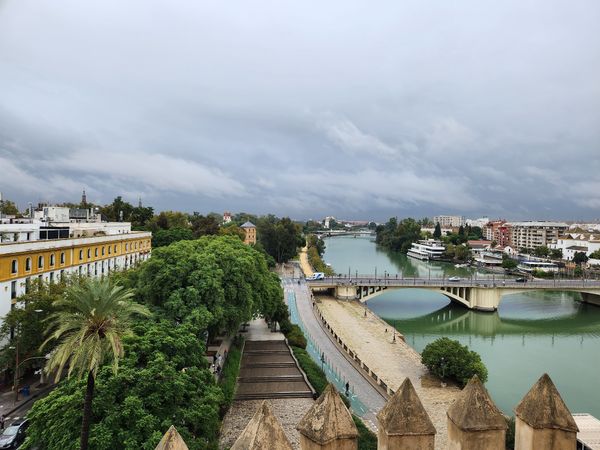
[81,189,87,206]
[138,197,142,208]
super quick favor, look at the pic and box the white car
[448,276,461,282]
[306,272,325,280]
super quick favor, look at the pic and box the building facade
[433,215,465,227]
[508,221,568,250]
[0,231,151,321]
[485,220,511,247]
[241,221,257,245]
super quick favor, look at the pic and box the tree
[219,224,245,241]
[99,197,134,222]
[421,337,488,386]
[458,225,465,237]
[148,211,189,231]
[375,218,421,253]
[550,248,563,259]
[151,227,194,248]
[589,250,600,260]
[502,254,518,270]
[190,214,220,238]
[42,279,151,450]
[257,216,304,263]
[534,246,550,258]
[433,223,442,239]
[0,199,20,216]
[129,206,154,229]
[573,252,588,265]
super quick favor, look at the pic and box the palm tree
[42,278,151,450]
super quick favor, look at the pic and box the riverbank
[299,246,314,277]
[315,296,459,449]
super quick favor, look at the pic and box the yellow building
[0,231,152,320]
[241,221,257,245]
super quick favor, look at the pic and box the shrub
[219,336,244,413]
[421,337,488,386]
[286,324,307,349]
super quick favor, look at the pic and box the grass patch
[291,346,377,450]
[291,345,328,395]
[219,335,244,416]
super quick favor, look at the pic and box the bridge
[315,230,375,239]
[306,276,600,311]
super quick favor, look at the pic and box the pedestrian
[0,414,4,430]
[213,353,217,364]
[345,382,350,396]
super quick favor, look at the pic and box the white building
[433,215,465,227]
[0,230,152,323]
[407,240,446,261]
[549,233,600,262]
[465,217,490,228]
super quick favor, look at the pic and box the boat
[454,263,468,268]
[407,240,445,261]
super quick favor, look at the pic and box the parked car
[0,419,29,449]
[306,272,325,280]
[448,276,461,282]
[515,277,528,283]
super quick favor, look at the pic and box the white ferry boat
[517,260,559,273]
[407,240,445,261]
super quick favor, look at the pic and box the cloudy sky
[1,0,599,221]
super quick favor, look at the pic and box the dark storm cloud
[1,0,599,220]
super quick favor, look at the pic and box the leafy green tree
[135,236,283,334]
[375,218,421,253]
[99,197,134,222]
[433,223,442,239]
[257,216,304,263]
[550,248,564,259]
[42,279,151,450]
[149,211,190,231]
[421,337,488,386]
[218,224,245,241]
[458,225,465,236]
[589,250,600,259]
[534,246,550,258]
[502,254,518,270]
[151,227,194,248]
[129,206,154,229]
[573,252,589,265]
[0,279,63,374]
[190,214,220,238]
[0,199,20,215]
[467,226,483,240]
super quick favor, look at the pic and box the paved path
[283,270,385,431]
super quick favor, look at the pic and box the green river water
[322,235,600,417]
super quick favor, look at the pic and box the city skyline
[1,1,599,220]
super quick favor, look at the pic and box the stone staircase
[235,340,314,400]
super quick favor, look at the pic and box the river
[322,235,600,417]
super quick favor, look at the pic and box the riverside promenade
[297,248,459,449]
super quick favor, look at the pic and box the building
[323,216,336,229]
[549,233,600,262]
[0,230,152,322]
[508,221,568,250]
[465,217,489,228]
[485,220,511,247]
[432,215,465,227]
[241,221,257,245]
[223,211,232,224]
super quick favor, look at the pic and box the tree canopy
[375,218,421,253]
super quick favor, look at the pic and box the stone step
[235,391,315,400]
[238,375,304,383]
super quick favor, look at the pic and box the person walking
[345,382,350,396]
[0,414,5,430]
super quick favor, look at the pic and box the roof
[514,373,578,432]
[566,246,588,251]
[297,384,358,444]
[231,401,293,450]
[573,414,600,450]
[507,221,569,228]
[377,378,436,436]
[240,221,256,229]
[154,426,189,450]
[447,375,507,431]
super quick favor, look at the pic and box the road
[282,266,386,431]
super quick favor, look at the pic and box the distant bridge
[306,276,600,311]
[315,230,375,239]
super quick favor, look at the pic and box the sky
[1,0,599,221]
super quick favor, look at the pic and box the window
[114,245,117,253]
[125,243,129,251]
[60,270,65,280]
[25,277,31,294]
[38,256,44,269]
[60,252,65,264]
[87,249,91,258]
[11,259,18,274]
[102,247,105,256]
[79,249,84,260]
[108,246,111,255]
[50,254,55,266]
[25,258,31,271]
[95,248,98,257]
[11,281,17,300]
[49,272,54,283]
